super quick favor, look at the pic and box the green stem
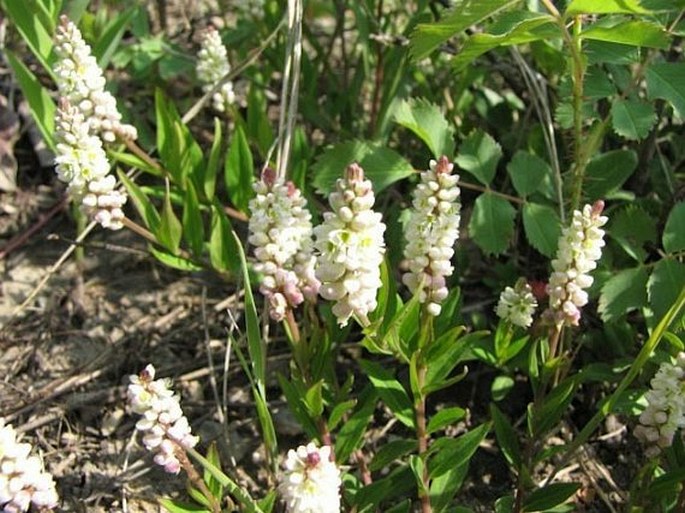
[568,16,587,211]
[415,313,433,513]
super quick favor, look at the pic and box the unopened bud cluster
[634,353,685,458]
[54,16,137,142]
[496,279,538,328]
[402,156,461,316]
[248,169,319,320]
[196,27,235,112]
[546,201,607,326]
[279,443,341,513]
[127,365,199,474]
[0,420,58,513]
[314,163,386,326]
[54,101,126,230]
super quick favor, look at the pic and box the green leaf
[393,98,455,158]
[468,192,516,255]
[646,63,685,118]
[427,407,466,434]
[490,403,521,469]
[182,181,204,257]
[410,0,520,60]
[586,41,640,64]
[663,202,685,254]
[92,6,136,68]
[609,206,657,262]
[335,385,377,463]
[583,149,637,201]
[370,440,418,472]
[581,20,669,49]
[566,0,649,14]
[451,13,559,72]
[1,0,55,77]
[522,482,581,511]
[278,376,319,440]
[491,375,514,401]
[246,81,274,157]
[204,443,224,499]
[429,423,490,478]
[522,203,561,258]
[610,98,657,140]
[598,267,649,322]
[328,399,356,431]
[157,184,183,254]
[304,381,324,418]
[224,124,254,213]
[359,360,415,429]
[311,140,414,195]
[584,67,617,98]
[530,378,577,437]
[354,466,414,511]
[409,455,427,494]
[208,206,238,274]
[455,131,502,186]
[149,246,203,272]
[507,151,551,197]
[108,150,162,176]
[648,259,685,323]
[117,170,161,232]
[204,118,223,201]
[6,52,55,151]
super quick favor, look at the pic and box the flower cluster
[54,15,137,143]
[496,279,538,328]
[634,353,685,458]
[196,27,235,112]
[546,201,608,326]
[248,168,319,321]
[279,443,341,513]
[54,100,127,230]
[0,420,58,513]
[402,156,461,316]
[127,365,199,474]
[314,163,386,326]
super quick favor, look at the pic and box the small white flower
[0,419,59,512]
[54,15,137,142]
[196,27,235,112]
[496,279,538,328]
[314,163,386,326]
[402,156,461,316]
[248,168,319,320]
[634,353,685,457]
[279,443,341,513]
[546,201,607,326]
[127,365,198,474]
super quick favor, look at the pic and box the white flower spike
[402,156,461,316]
[496,279,538,328]
[196,27,236,112]
[314,163,386,326]
[546,200,607,326]
[0,419,59,513]
[248,168,319,321]
[54,15,137,142]
[127,365,199,474]
[279,443,341,513]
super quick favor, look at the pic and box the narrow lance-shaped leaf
[203,117,223,201]
[182,181,204,257]
[224,124,254,214]
[157,181,183,254]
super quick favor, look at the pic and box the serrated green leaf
[410,0,520,60]
[584,67,617,98]
[610,98,657,140]
[507,151,550,197]
[583,150,638,201]
[117,170,161,232]
[609,206,657,262]
[359,360,415,429]
[598,267,649,322]
[451,13,559,72]
[469,193,516,255]
[311,141,414,195]
[393,98,455,158]
[182,181,204,256]
[586,41,640,64]
[490,403,521,469]
[148,246,203,271]
[581,20,669,49]
[648,259,685,323]
[522,483,581,511]
[555,100,596,129]
[663,202,685,254]
[225,124,254,213]
[646,63,685,118]
[158,184,183,253]
[455,131,502,186]
[427,407,466,434]
[522,203,561,258]
[6,52,55,151]
[566,0,649,14]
